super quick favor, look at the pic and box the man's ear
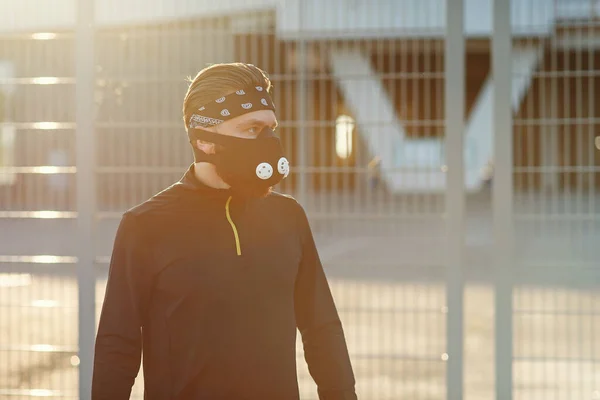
[196,139,216,155]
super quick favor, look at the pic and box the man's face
[196,110,280,198]
[196,109,278,147]
[212,109,278,139]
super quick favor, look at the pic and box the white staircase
[464,45,543,191]
[328,49,403,187]
[329,46,543,193]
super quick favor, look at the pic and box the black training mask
[189,128,290,195]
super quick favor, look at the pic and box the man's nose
[258,127,275,139]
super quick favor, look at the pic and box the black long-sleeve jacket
[92,165,357,400]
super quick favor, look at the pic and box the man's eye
[246,127,258,134]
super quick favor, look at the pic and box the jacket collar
[177,164,273,205]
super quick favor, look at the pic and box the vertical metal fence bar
[296,1,308,206]
[445,0,465,399]
[492,0,514,399]
[75,0,97,397]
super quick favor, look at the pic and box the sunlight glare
[0,274,31,288]
[32,77,60,85]
[31,33,57,40]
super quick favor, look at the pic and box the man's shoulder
[265,190,303,210]
[122,182,185,222]
[263,191,311,226]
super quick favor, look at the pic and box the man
[92,63,357,400]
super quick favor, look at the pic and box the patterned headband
[188,85,276,129]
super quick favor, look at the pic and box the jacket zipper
[225,196,242,256]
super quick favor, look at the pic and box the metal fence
[0,0,599,399]
[510,1,600,399]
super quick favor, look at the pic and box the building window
[335,114,354,159]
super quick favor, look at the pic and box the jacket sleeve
[92,212,153,400]
[293,204,357,400]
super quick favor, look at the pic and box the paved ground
[1,277,599,400]
[0,191,599,399]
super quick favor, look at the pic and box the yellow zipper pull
[225,196,242,256]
